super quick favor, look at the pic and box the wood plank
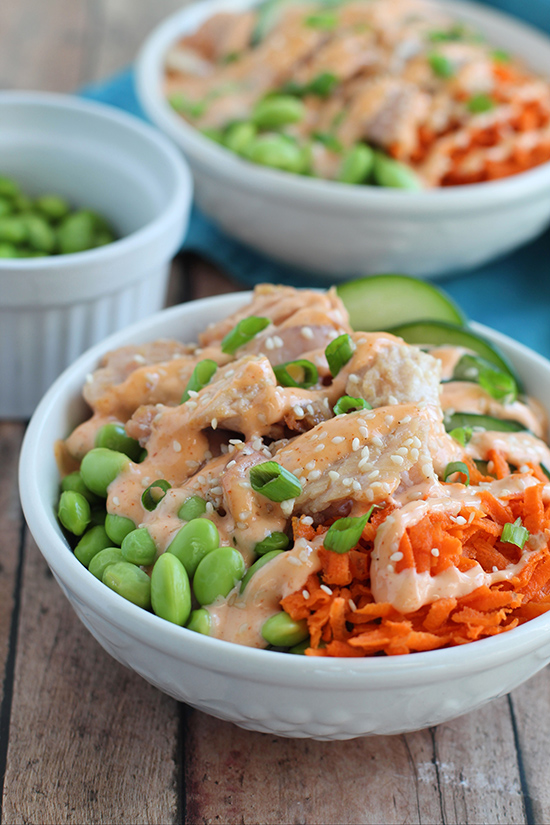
[188,256,243,301]
[1,532,181,825]
[183,695,527,825]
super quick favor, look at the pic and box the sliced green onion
[443,461,470,485]
[168,93,206,119]
[142,479,172,511]
[333,395,372,416]
[254,531,290,556]
[178,495,207,521]
[308,72,339,97]
[273,359,318,388]
[305,12,338,29]
[428,24,466,42]
[541,464,550,480]
[323,507,374,554]
[181,359,217,403]
[492,49,510,63]
[453,354,517,403]
[467,94,495,114]
[250,461,302,502]
[313,132,343,153]
[325,334,354,377]
[428,53,455,79]
[448,426,473,447]
[501,517,530,550]
[221,316,270,354]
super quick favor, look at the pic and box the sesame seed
[352,438,360,452]
[387,564,394,573]
[238,481,251,490]
[224,369,235,378]
[366,489,374,501]
[85,373,93,384]
[307,405,314,415]
[293,405,305,418]
[302,516,314,525]
[211,486,223,496]
[288,556,301,567]
[320,584,333,596]
[361,446,370,459]
[211,418,218,430]
[112,496,120,506]
[315,443,325,452]
[342,477,353,487]
[226,460,236,468]
[364,412,376,420]
[412,437,421,448]
[492,566,498,573]
[301,326,314,340]
[391,455,404,466]
[388,395,398,405]
[281,499,294,516]
[390,551,404,562]
[352,480,361,492]
[358,458,370,470]
[348,599,357,612]
[133,353,146,364]
[294,468,304,477]
[385,415,394,426]
[431,548,440,557]
[422,463,432,477]
[372,435,383,447]
[332,436,345,444]
[468,511,476,523]
[186,400,198,410]
[359,427,368,438]
[348,374,359,384]
[237,521,247,530]
[204,450,213,460]
[242,447,252,456]
[188,389,199,398]
[451,515,467,525]
[205,502,214,514]
[172,440,182,452]
[302,589,310,599]
[368,470,380,480]
[396,447,409,457]
[411,449,419,461]
[319,431,328,440]
[329,470,340,481]
[308,470,321,481]
[265,337,274,350]
[273,336,284,348]
[519,465,530,474]
[323,398,330,409]
[306,461,316,471]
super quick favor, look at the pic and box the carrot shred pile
[282,475,550,658]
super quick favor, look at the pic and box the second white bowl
[136,0,550,279]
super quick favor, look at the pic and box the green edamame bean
[0,176,19,199]
[74,525,112,567]
[121,527,157,566]
[34,194,70,222]
[0,216,27,244]
[372,151,423,190]
[57,210,96,254]
[80,447,131,497]
[58,490,91,536]
[93,229,115,247]
[60,471,100,505]
[102,561,151,609]
[240,549,284,592]
[0,243,18,258]
[252,96,305,129]
[167,518,220,577]
[24,214,56,253]
[151,553,191,625]
[89,505,107,527]
[186,608,211,635]
[178,495,207,522]
[288,638,310,655]
[261,612,309,647]
[88,546,123,579]
[247,135,306,173]
[224,121,257,155]
[193,546,246,606]
[338,143,374,184]
[254,531,289,555]
[94,422,142,462]
[0,197,12,218]
[13,193,32,213]
[105,513,135,546]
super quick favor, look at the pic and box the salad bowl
[19,290,550,739]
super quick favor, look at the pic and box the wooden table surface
[1,2,550,823]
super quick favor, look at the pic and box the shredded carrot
[487,449,510,480]
[281,476,550,658]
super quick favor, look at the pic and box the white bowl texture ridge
[19,291,550,740]
[136,0,550,280]
[0,91,193,419]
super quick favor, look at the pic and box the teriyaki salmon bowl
[19,276,550,739]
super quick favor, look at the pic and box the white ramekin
[19,291,550,740]
[0,91,193,419]
[136,0,550,280]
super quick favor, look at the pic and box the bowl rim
[135,0,550,212]
[18,290,550,688]
[0,89,193,270]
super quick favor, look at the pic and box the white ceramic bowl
[19,290,550,740]
[0,91,193,419]
[136,0,550,280]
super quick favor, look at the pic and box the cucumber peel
[337,274,465,332]
[387,320,522,388]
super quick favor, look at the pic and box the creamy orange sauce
[62,284,550,646]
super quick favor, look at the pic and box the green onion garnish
[453,354,517,403]
[308,72,339,97]
[305,12,338,29]
[181,359,217,402]
[168,93,206,119]
[221,316,270,354]
[250,461,302,502]
[448,426,473,446]
[492,49,510,63]
[325,334,354,377]
[273,359,318,388]
[313,132,343,153]
[467,94,495,114]
[323,507,374,554]
[501,517,530,550]
[541,464,550,480]
[142,479,172,511]
[444,461,470,485]
[254,531,290,556]
[428,53,455,79]
[178,495,207,521]
[333,395,372,415]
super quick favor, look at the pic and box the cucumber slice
[444,412,526,433]
[387,320,521,386]
[337,274,465,332]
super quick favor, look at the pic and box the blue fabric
[79,1,550,357]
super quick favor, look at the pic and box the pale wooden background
[1,1,550,823]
